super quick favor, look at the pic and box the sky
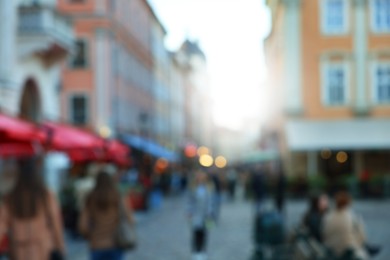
[149,0,271,130]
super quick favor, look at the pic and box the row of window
[68,95,151,127]
[322,62,390,105]
[69,39,153,92]
[112,43,153,92]
[322,0,390,34]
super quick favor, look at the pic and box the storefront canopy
[0,142,39,158]
[0,113,46,157]
[105,140,131,167]
[43,122,107,163]
[286,119,390,151]
[0,113,45,143]
[43,122,105,151]
[121,134,178,162]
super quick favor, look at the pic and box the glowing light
[336,151,348,163]
[197,146,210,156]
[321,149,332,159]
[99,126,112,138]
[184,144,197,158]
[215,156,227,168]
[156,158,169,173]
[199,154,214,167]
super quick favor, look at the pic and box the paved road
[68,196,390,260]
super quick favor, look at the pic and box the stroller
[251,204,293,260]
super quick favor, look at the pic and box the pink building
[58,0,161,138]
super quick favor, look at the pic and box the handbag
[114,202,137,250]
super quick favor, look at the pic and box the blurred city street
[0,0,390,259]
[68,195,390,260]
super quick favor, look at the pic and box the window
[321,0,349,35]
[69,94,88,125]
[322,63,349,106]
[371,0,390,33]
[70,40,88,68]
[372,63,390,103]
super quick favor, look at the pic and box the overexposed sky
[150,0,271,129]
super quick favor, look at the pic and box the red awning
[105,140,131,167]
[43,122,104,151]
[67,147,106,163]
[0,142,40,158]
[0,113,46,143]
[0,113,45,157]
[43,122,106,163]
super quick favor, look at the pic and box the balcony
[18,2,74,62]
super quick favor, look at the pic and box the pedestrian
[79,171,135,260]
[0,157,65,260]
[210,171,222,222]
[323,191,368,259]
[226,167,237,201]
[274,164,286,213]
[251,165,267,213]
[301,192,329,242]
[188,171,215,260]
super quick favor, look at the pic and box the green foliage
[307,174,327,193]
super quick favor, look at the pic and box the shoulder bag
[114,201,137,251]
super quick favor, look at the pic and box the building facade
[264,0,390,177]
[0,0,74,193]
[151,19,173,148]
[175,40,214,150]
[0,0,73,122]
[59,0,160,139]
[168,52,186,151]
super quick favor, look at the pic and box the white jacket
[323,208,368,259]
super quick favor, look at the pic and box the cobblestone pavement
[68,195,390,260]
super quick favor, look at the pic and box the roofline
[143,0,167,35]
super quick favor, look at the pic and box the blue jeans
[91,248,123,260]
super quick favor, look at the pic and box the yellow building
[264,0,390,178]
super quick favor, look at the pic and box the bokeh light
[321,149,332,159]
[215,156,227,168]
[156,158,169,173]
[184,144,197,158]
[336,151,348,163]
[99,126,112,138]
[199,154,213,167]
[197,146,210,156]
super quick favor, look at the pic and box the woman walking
[0,157,65,260]
[79,171,135,260]
[188,171,215,260]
